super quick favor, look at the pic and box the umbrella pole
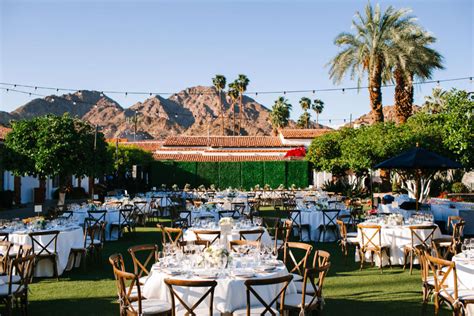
[415,171,419,211]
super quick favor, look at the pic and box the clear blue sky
[1,0,473,127]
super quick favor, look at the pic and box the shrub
[451,182,468,194]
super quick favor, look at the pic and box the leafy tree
[441,89,474,168]
[393,30,443,124]
[297,112,311,128]
[423,87,447,114]
[109,144,154,180]
[269,97,292,134]
[3,114,111,191]
[299,97,312,128]
[328,3,417,123]
[312,99,324,127]
[212,75,227,135]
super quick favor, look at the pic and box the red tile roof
[279,129,333,139]
[163,136,292,148]
[0,126,11,141]
[153,153,302,162]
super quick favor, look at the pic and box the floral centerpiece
[210,184,216,191]
[264,184,271,190]
[198,184,206,191]
[254,184,260,191]
[184,183,191,191]
[23,216,47,229]
[161,184,167,191]
[386,213,404,226]
[203,245,230,267]
[277,184,285,190]
[172,184,179,191]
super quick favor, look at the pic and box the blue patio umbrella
[374,146,463,210]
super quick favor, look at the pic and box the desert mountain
[1,86,281,139]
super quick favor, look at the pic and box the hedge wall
[241,162,264,190]
[150,160,310,189]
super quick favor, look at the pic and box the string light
[0,76,471,97]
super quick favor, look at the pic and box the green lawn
[5,224,451,315]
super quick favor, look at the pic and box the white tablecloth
[356,223,441,266]
[430,200,474,235]
[72,208,119,240]
[450,254,474,315]
[298,208,350,242]
[9,227,83,277]
[143,264,296,313]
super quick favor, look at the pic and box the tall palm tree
[423,87,447,114]
[212,75,227,135]
[297,112,311,129]
[299,97,312,128]
[235,74,250,135]
[392,30,444,123]
[328,3,417,123]
[312,99,324,127]
[227,83,239,136]
[269,97,292,135]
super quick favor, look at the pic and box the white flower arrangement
[172,184,179,191]
[204,245,230,266]
[219,217,234,226]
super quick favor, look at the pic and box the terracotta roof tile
[163,136,291,148]
[152,153,302,162]
[0,126,11,141]
[279,129,333,139]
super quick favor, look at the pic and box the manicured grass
[4,224,451,315]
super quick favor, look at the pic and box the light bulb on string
[312,90,315,94]
[342,88,345,94]
[329,119,332,124]
[29,93,31,96]
[125,92,128,97]
[73,102,77,105]
[6,88,8,92]
[34,87,37,91]
[13,84,16,88]
[437,81,440,87]
[100,92,104,97]
[255,92,258,96]
[283,91,286,95]
[51,98,55,102]
[56,89,59,92]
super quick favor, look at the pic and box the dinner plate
[231,269,255,278]
[255,265,276,273]
[162,268,183,275]
[194,270,219,279]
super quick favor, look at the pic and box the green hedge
[219,162,241,189]
[263,162,287,188]
[287,160,309,188]
[241,162,264,190]
[150,160,310,189]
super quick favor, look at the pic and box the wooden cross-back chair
[415,245,435,305]
[295,249,331,294]
[229,240,260,253]
[113,266,171,316]
[274,219,293,257]
[193,230,221,245]
[286,209,310,242]
[158,225,183,247]
[425,254,474,316]
[232,274,293,316]
[0,232,9,242]
[28,230,60,280]
[110,208,135,239]
[283,241,313,282]
[358,224,391,273]
[178,240,210,253]
[164,278,217,316]
[128,244,158,285]
[231,202,246,218]
[318,209,340,242]
[239,228,264,242]
[0,253,36,316]
[336,219,359,263]
[218,209,239,220]
[284,263,331,315]
[432,220,465,260]
[87,210,107,227]
[133,201,148,226]
[0,241,12,276]
[403,225,438,274]
[70,217,106,270]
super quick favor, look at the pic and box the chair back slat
[28,230,60,256]
[245,274,293,316]
[128,244,158,278]
[284,241,313,276]
[358,224,382,251]
[165,278,217,316]
[193,230,221,245]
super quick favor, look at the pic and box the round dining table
[143,260,296,314]
[450,254,474,315]
[356,222,442,266]
[8,225,83,277]
[184,225,273,247]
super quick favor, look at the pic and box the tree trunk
[238,94,243,136]
[220,91,225,136]
[316,112,319,127]
[368,61,384,124]
[394,68,413,124]
[232,102,236,136]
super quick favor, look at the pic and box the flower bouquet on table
[203,245,231,268]
[172,184,179,191]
